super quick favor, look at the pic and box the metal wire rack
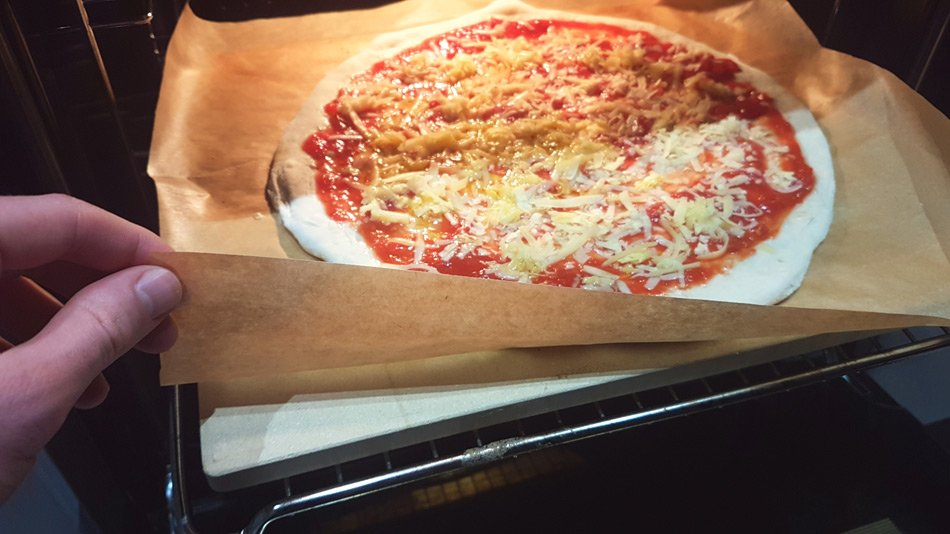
[5,1,947,532]
[166,327,950,533]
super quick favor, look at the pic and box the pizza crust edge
[267,0,835,304]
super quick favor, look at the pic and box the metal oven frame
[167,328,950,533]
[2,0,947,531]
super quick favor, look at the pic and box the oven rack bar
[166,328,950,533]
[238,330,950,533]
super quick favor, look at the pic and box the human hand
[0,194,182,502]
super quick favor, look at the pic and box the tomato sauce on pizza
[300,18,817,295]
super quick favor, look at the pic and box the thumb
[13,265,182,402]
[0,266,181,502]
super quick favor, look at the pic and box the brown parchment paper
[155,252,948,384]
[149,1,950,392]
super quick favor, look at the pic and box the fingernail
[135,267,183,319]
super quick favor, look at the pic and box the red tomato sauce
[301,18,816,295]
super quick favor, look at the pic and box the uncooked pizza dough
[268,1,834,305]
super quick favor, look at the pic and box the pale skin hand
[0,194,183,503]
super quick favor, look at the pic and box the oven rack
[166,326,950,533]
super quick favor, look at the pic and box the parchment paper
[149,0,950,390]
[155,252,948,384]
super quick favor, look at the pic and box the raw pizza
[267,1,834,305]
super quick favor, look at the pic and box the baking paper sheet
[149,0,950,390]
[156,252,947,384]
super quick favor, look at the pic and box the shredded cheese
[314,19,813,293]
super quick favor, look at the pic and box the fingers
[74,374,110,410]
[134,316,179,354]
[16,260,104,301]
[0,196,181,504]
[0,194,171,273]
[1,269,177,412]
[8,265,182,399]
[0,276,62,344]
[0,265,180,497]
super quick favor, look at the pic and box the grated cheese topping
[307,18,815,294]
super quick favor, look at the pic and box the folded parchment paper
[149,0,950,389]
[155,252,948,383]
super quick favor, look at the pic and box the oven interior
[1,1,948,532]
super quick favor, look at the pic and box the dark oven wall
[0,1,946,533]
[0,1,183,532]
[792,0,949,114]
